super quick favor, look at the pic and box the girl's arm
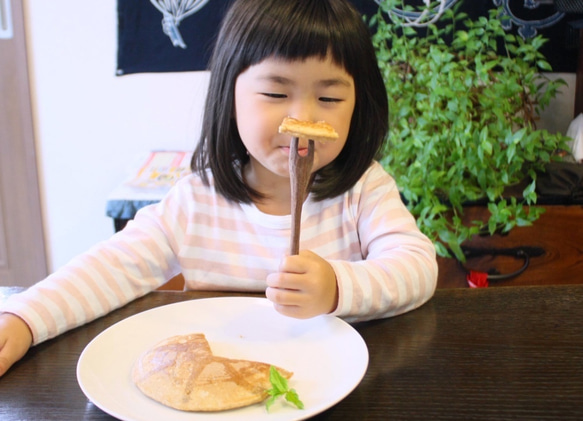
[329,164,438,322]
[0,183,187,345]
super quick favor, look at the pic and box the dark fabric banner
[116,0,231,75]
[117,0,579,76]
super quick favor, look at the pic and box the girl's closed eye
[261,92,287,99]
[319,97,343,103]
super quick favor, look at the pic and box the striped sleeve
[1,184,186,345]
[329,163,438,322]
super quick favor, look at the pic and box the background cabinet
[437,205,583,288]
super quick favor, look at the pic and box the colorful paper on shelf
[126,151,191,188]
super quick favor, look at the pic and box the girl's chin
[252,162,292,180]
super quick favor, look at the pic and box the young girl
[0,0,437,377]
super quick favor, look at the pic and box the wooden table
[1,285,582,420]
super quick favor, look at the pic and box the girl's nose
[288,102,316,123]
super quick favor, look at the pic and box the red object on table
[467,270,489,288]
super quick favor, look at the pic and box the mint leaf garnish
[285,389,304,409]
[265,366,304,411]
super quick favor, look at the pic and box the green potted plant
[369,0,571,260]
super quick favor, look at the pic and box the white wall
[24,0,210,271]
[23,1,577,273]
[538,73,577,135]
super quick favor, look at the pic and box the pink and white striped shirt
[2,162,437,345]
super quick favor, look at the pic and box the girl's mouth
[282,146,310,157]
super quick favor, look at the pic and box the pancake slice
[132,333,293,412]
[278,116,339,143]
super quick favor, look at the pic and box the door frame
[0,0,47,286]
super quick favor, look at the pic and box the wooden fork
[289,137,314,255]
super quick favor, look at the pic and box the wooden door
[0,0,47,287]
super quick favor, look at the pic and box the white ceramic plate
[77,297,368,421]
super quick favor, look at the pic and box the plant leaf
[265,366,304,411]
[269,365,288,393]
[285,389,305,409]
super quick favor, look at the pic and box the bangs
[219,0,360,75]
[247,10,337,63]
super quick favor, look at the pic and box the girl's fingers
[266,270,303,290]
[0,314,33,377]
[265,285,302,305]
[271,302,313,319]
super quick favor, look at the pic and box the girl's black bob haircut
[191,0,389,203]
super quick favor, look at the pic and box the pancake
[132,333,293,412]
[278,116,339,143]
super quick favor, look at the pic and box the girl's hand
[0,313,33,377]
[266,250,338,319]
